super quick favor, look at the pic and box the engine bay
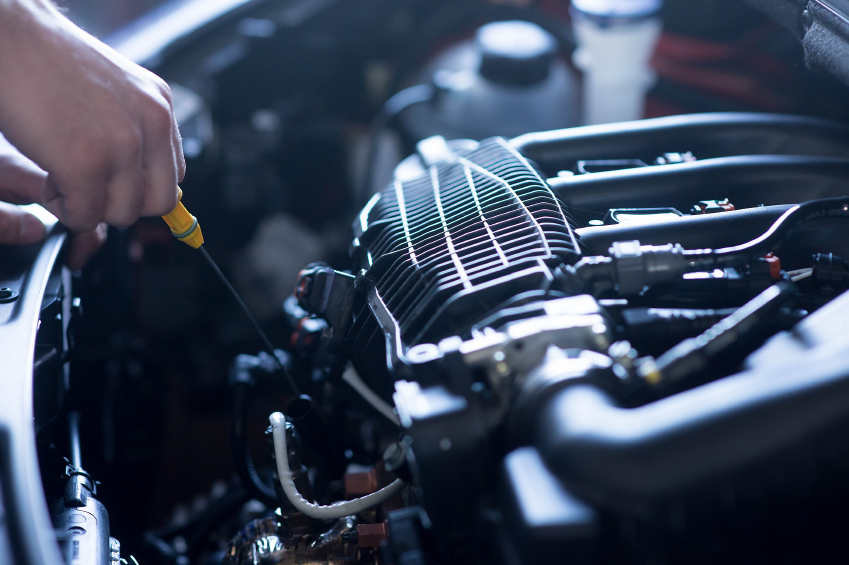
[6,1,849,564]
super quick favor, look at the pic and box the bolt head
[0,288,18,303]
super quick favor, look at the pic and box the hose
[358,84,434,205]
[676,196,849,273]
[269,412,405,519]
[232,383,279,508]
[711,196,849,258]
[638,282,797,386]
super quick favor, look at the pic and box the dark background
[59,0,170,38]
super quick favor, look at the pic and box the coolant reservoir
[571,0,663,125]
[400,20,580,140]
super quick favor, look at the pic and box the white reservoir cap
[572,0,662,18]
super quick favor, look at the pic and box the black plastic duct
[511,113,849,174]
[546,155,849,223]
[535,343,849,503]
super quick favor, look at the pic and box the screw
[0,288,18,303]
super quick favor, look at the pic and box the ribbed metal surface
[353,137,579,347]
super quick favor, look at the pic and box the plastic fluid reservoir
[571,0,663,125]
[400,20,580,141]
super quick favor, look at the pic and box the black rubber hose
[681,197,849,271]
[357,84,434,206]
[711,196,849,258]
[232,383,279,508]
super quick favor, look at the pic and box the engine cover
[347,137,580,386]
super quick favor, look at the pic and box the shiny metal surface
[0,221,67,565]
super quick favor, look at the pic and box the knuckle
[103,213,134,228]
[145,100,175,138]
[156,80,174,105]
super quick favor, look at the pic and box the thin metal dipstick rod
[199,246,300,395]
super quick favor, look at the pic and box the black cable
[231,382,279,509]
[199,246,300,395]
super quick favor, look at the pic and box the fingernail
[18,214,45,244]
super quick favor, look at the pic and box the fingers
[65,222,107,271]
[41,107,171,230]
[102,126,146,227]
[140,81,180,217]
[40,150,108,231]
[0,201,46,245]
[0,10,183,231]
[0,136,47,205]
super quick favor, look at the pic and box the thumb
[0,202,46,245]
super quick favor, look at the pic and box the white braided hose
[269,412,405,519]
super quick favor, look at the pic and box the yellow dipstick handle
[162,187,204,248]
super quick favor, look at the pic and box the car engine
[5,1,849,564]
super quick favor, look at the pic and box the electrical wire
[200,246,300,395]
[790,269,814,282]
[341,365,400,425]
[269,412,405,519]
[785,268,812,277]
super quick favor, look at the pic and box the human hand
[0,134,107,270]
[0,0,185,232]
